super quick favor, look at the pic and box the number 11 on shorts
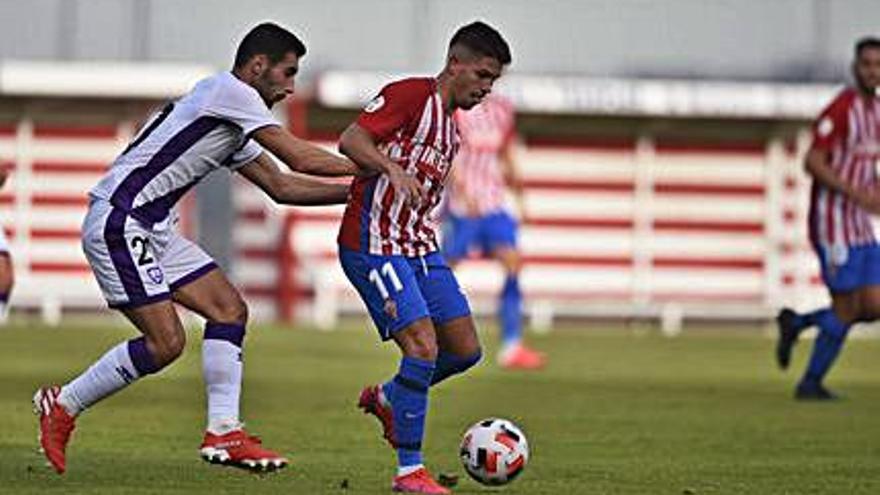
[368,262,403,298]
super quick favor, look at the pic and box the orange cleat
[33,386,76,474]
[392,467,451,494]
[498,344,546,370]
[358,384,396,448]
[199,429,288,471]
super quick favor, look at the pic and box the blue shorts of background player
[776,243,880,400]
[442,210,517,262]
[815,243,880,292]
[441,209,546,369]
[338,248,472,341]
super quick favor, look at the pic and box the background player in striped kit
[33,23,359,474]
[0,168,13,323]
[776,37,880,400]
[443,93,545,370]
[337,21,510,494]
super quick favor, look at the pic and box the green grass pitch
[1,320,878,494]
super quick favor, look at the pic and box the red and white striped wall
[232,137,829,328]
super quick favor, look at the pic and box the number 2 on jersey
[368,262,404,299]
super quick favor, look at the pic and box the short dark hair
[449,21,511,65]
[855,36,880,57]
[234,22,306,68]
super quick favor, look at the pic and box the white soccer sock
[58,341,144,416]
[202,339,242,433]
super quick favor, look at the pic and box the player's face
[255,52,300,107]
[452,56,503,110]
[853,47,880,94]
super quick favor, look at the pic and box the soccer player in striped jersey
[776,37,880,400]
[337,21,510,494]
[443,93,545,369]
[33,23,359,473]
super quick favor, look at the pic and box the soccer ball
[459,418,529,486]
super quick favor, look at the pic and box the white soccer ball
[459,418,529,486]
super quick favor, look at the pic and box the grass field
[1,319,878,494]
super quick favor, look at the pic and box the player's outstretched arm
[339,123,424,207]
[253,125,360,177]
[238,152,350,206]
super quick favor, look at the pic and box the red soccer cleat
[358,384,396,448]
[392,467,451,494]
[498,344,546,370]
[33,386,76,474]
[199,428,288,471]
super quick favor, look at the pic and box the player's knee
[214,296,249,325]
[401,327,439,360]
[148,331,186,367]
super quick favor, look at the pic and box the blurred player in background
[33,22,358,474]
[0,168,13,323]
[443,93,545,370]
[776,37,880,400]
[337,21,510,494]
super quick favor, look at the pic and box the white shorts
[0,226,9,255]
[82,199,216,309]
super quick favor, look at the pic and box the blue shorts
[338,248,472,340]
[442,211,518,262]
[815,243,880,293]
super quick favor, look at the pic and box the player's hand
[852,188,880,214]
[387,166,424,208]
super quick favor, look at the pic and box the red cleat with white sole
[392,468,451,494]
[499,344,546,370]
[358,384,396,448]
[199,429,288,472]
[33,385,76,474]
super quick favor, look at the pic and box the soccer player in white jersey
[776,37,880,400]
[443,94,545,369]
[33,23,360,474]
[337,22,510,494]
[0,168,13,323]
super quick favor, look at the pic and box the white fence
[232,137,829,330]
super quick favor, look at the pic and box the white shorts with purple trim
[82,199,217,309]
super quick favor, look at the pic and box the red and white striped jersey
[338,78,460,256]
[808,87,880,248]
[448,94,516,216]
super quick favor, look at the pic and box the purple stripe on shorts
[0,292,8,303]
[204,322,246,348]
[127,336,159,375]
[107,291,170,310]
[168,262,218,292]
[104,207,146,301]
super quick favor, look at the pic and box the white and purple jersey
[90,71,278,226]
[83,71,278,308]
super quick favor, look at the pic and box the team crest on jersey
[383,298,398,320]
[817,117,834,137]
[365,95,385,113]
[146,267,164,284]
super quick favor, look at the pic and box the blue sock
[801,309,850,387]
[500,276,523,346]
[387,356,435,468]
[791,309,822,332]
[431,350,481,385]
